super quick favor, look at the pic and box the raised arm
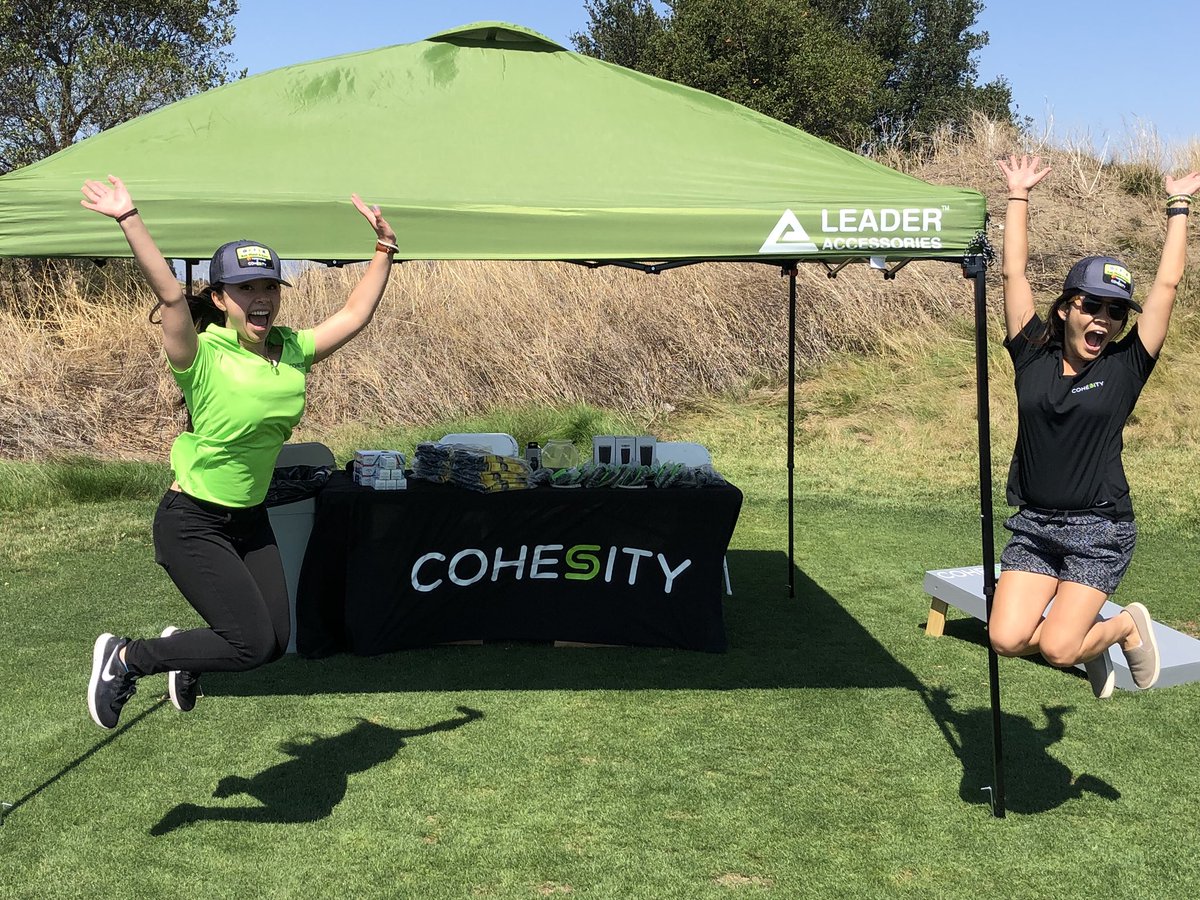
[80,176,198,370]
[311,195,398,364]
[1134,171,1200,358]
[996,155,1052,340]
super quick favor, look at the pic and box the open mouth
[1083,328,1106,352]
[247,309,272,330]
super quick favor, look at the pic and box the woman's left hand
[1165,171,1200,198]
[351,194,397,245]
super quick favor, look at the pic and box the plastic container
[541,439,579,470]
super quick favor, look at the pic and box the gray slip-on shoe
[1122,602,1160,690]
[1084,649,1115,699]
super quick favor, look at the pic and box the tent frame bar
[171,247,1006,818]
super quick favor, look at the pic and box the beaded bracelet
[1166,193,1193,206]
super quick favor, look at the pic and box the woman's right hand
[80,175,135,219]
[997,154,1051,198]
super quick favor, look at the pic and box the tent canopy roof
[0,22,985,264]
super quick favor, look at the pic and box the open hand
[80,175,135,218]
[1165,170,1200,199]
[997,154,1051,197]
[351,193,397,245]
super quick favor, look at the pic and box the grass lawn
[3,391,1200,899]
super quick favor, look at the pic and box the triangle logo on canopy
[760,209,818,254]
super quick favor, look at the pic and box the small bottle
[525,442,541,471]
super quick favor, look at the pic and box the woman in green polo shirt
[80,174,399,730]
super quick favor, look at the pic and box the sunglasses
[1075,296,1129,321]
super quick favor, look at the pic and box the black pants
[123,490,290,676]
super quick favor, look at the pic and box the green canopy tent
[0,22,1006,814]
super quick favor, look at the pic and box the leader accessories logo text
[760,206,948,254]
[411,543,693,595]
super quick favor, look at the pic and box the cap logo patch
[1102,263,1131,291]
[235,245,273,269]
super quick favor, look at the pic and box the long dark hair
[146,285,226,331]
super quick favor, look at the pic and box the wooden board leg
[925,598,949,637]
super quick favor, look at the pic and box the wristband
[1166,193,1193,205]
[115,207,139,223]
[1167,207,1190,217]
[375,240,398,254]
[1007,196,1029,202]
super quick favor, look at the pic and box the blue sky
[230,1,1195,158]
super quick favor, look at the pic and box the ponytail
[146,284,226,331]
[170,284,227,432]
[187,285,226,332]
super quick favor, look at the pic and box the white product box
[592,435,615,465]
[613,436,637,466]
[634,436,657,467]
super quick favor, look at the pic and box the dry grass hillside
[1,117,1198,460]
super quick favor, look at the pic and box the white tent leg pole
[965,255,1005,818]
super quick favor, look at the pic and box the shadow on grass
[149,706,482,835]
[200,550,1117,815]
[1,699,169,826]
[923,688,1120,814]
[2,699,172,829]
[225,550,926,695]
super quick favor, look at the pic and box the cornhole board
[924,565,1200,690]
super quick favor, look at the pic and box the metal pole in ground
[965,254,1005,818]
[785,265,797,599]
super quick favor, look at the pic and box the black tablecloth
[296,472,743,656]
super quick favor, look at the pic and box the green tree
[573,0,1012,147]
[654,0,886,146]
[0,0,242,174]
[811,0,1012,141]
[574,0,885,145]
[573,0,666,71]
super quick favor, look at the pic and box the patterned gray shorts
[1000,508,1137,595]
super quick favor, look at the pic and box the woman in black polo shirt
[989,154,1199,698]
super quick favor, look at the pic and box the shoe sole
[1125,602,1161,689]
[87,633,117,730]
[1085,651,1115,699]
[160,626,198,712]
[161,626,186,712]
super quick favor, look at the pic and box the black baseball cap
[1057,255,1140,312]
[208,240,291,287]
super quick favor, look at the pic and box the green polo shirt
[169,325,316,507]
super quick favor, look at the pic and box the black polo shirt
[1004,314,1156,521]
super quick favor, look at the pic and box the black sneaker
[161,626,202,712]
[88,633,137,729]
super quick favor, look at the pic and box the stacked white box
[354,450,406,489]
